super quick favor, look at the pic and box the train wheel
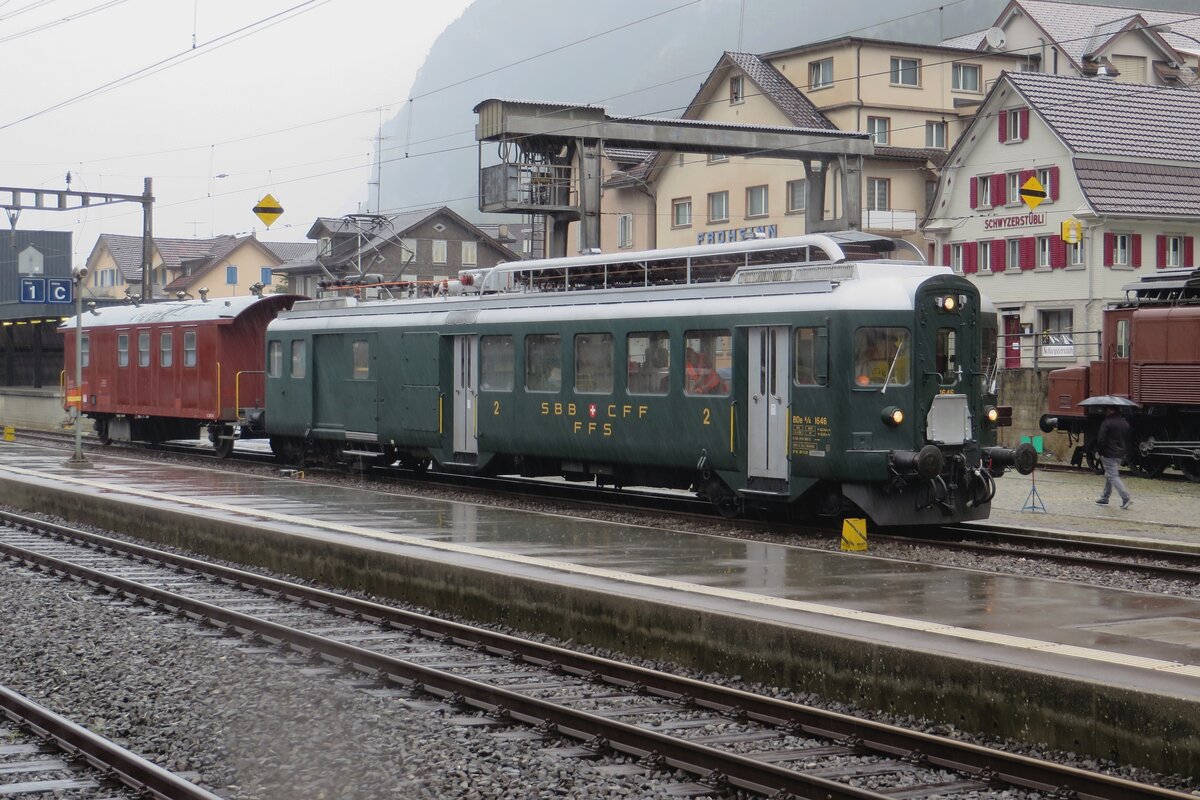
[269,436,304,466]
[702,476,742,519]
[375,445,397,468]
[210,425,236,459]
[1084,447,1102,474]
[1130,427,1168,479]
[1181,454,1200,483]
[94,418,112,446]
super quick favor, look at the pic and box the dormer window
[729,75,744,104]
[318,236,332,257]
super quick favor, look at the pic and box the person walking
[1095,406,1133,509]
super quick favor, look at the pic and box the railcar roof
[60,294,298,331]
[272,263,967,332]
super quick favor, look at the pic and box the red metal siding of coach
[64,295,299,423]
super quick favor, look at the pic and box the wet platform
[0,440,1197,775]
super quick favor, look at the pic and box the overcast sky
[0,0,473,261]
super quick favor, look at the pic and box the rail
[998,327,1102,369]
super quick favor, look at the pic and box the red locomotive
[1040,267,1200,481]
[62,293,301,456]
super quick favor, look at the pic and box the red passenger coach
[61,294,301,456]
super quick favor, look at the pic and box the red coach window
[117,333,129,367]
[138,331,150,367]
[160,331,173,367]
[184,330,197,367]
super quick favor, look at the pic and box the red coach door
[1003,314,1022,369]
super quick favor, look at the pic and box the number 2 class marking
[493,400,501,415]
[702,408,711,425]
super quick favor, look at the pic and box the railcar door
[1003,314,1022,369]
[453,335,479,457]
[747,326,789,483]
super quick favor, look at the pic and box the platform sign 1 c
[253,193,284,228]
[48,278,72,304]
[840,518,868,552]
[19,277,45,303]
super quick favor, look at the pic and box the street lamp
[65,265,91,469]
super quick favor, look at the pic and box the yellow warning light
[882,406,905,426]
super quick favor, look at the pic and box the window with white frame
[1007,173,1021,205]
[1006,239,1021,270]
[952,63,981,92]
[951,243,964,272]
[1007,109,1023,141]
[431,239,447,264]
[866,116,889,145]
[978,175,992,206]
[729,75,744,104]
[708,191,729,223]
[1068,239,1085,266]
[1165,235,1182,267]
[866,178,890,211]
[1037,236,1053,268]
[1037,168,1054,202]
[707,153,728,164]
[1113,233,1130,266]
[890,56,920,86]
[461,240,477,266]
[978,240,992,273]
[617,213,634,248]
[672,198,692,227]
[786,179,807,213]
[1039,309,1074,351]
[809,58,833,89]
[746,185,768,218]
[925,121,946,148]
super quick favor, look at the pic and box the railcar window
[936,328,958,386]
[627,332,670,396]
[1116,319,1129,359]
[352,340,370,380]
[794,327,827,386]
[854,327,910,387]
[291,340,306,379]
[480,335,514,391]
[267,341,283,379]
[183,331,197,368]
[684,330,731,396]
[117,333,129,368]
[137,332,150,367]
[981,326,997,389]
[574,333,613,394]
[160,331,173,368]
[81,335,90,368]
[525,334,561,392]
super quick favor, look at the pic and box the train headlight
[882,406,905,426]
[935,294,968,312]
[984,405,999,424]
[940,295,957,311]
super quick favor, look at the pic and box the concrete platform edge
[3,474,1196,777]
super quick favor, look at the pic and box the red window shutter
[992,240,1006,273]
[1131,233,1142,268]
[965,242,978,274]
[1186,236,1195,267]
[943,243,951,267]
[1019,108,1030,140]
[1051,236,1066,269]
[1103,232,1114,267]
[1019,169,1034,186]
[969,177,978,209]
[991,174,1006,204]
[1049,166,1060,201]
[1021,237,1035,270]
[1156,235,1167,269]
[998,110,1008,143]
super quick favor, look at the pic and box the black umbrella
[1078,395,1139,408]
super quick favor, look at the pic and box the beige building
[83,234,306,301]
[599,41,1019,256]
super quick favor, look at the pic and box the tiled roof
[1007,71,1200,162]
[263,241,318,263]
[942,29,986,49]
[94,234,229,282]
[605,148,655,163]
[874,145,950,167]
[725,51,837,130]
[1075,158,1200,218]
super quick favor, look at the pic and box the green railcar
[264,234,1034,526]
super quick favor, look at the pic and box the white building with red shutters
[924,70,1200,369]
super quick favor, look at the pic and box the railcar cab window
[684,330,731,396]
[267,341,283,379]
[81,335,89,368]
[138,331,150,367]
[184,330,197,368]
[794,327,827,386]
[290,340,306,379]
[525,334,561,392]
[935,329,959,387]
[480,335,514,391]
[160,331,173,368]
[117,333,129,367]
[627,332,670,396]
[854,327,910,387]
[574,333,613,394]
[1116,319,1130,358]
[352,340,370,380]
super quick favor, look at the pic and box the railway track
[0,680,219,799]
[0,510,1190,800]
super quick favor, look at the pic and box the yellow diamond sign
[1018,175,1046,210]
[253,193,284,228]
